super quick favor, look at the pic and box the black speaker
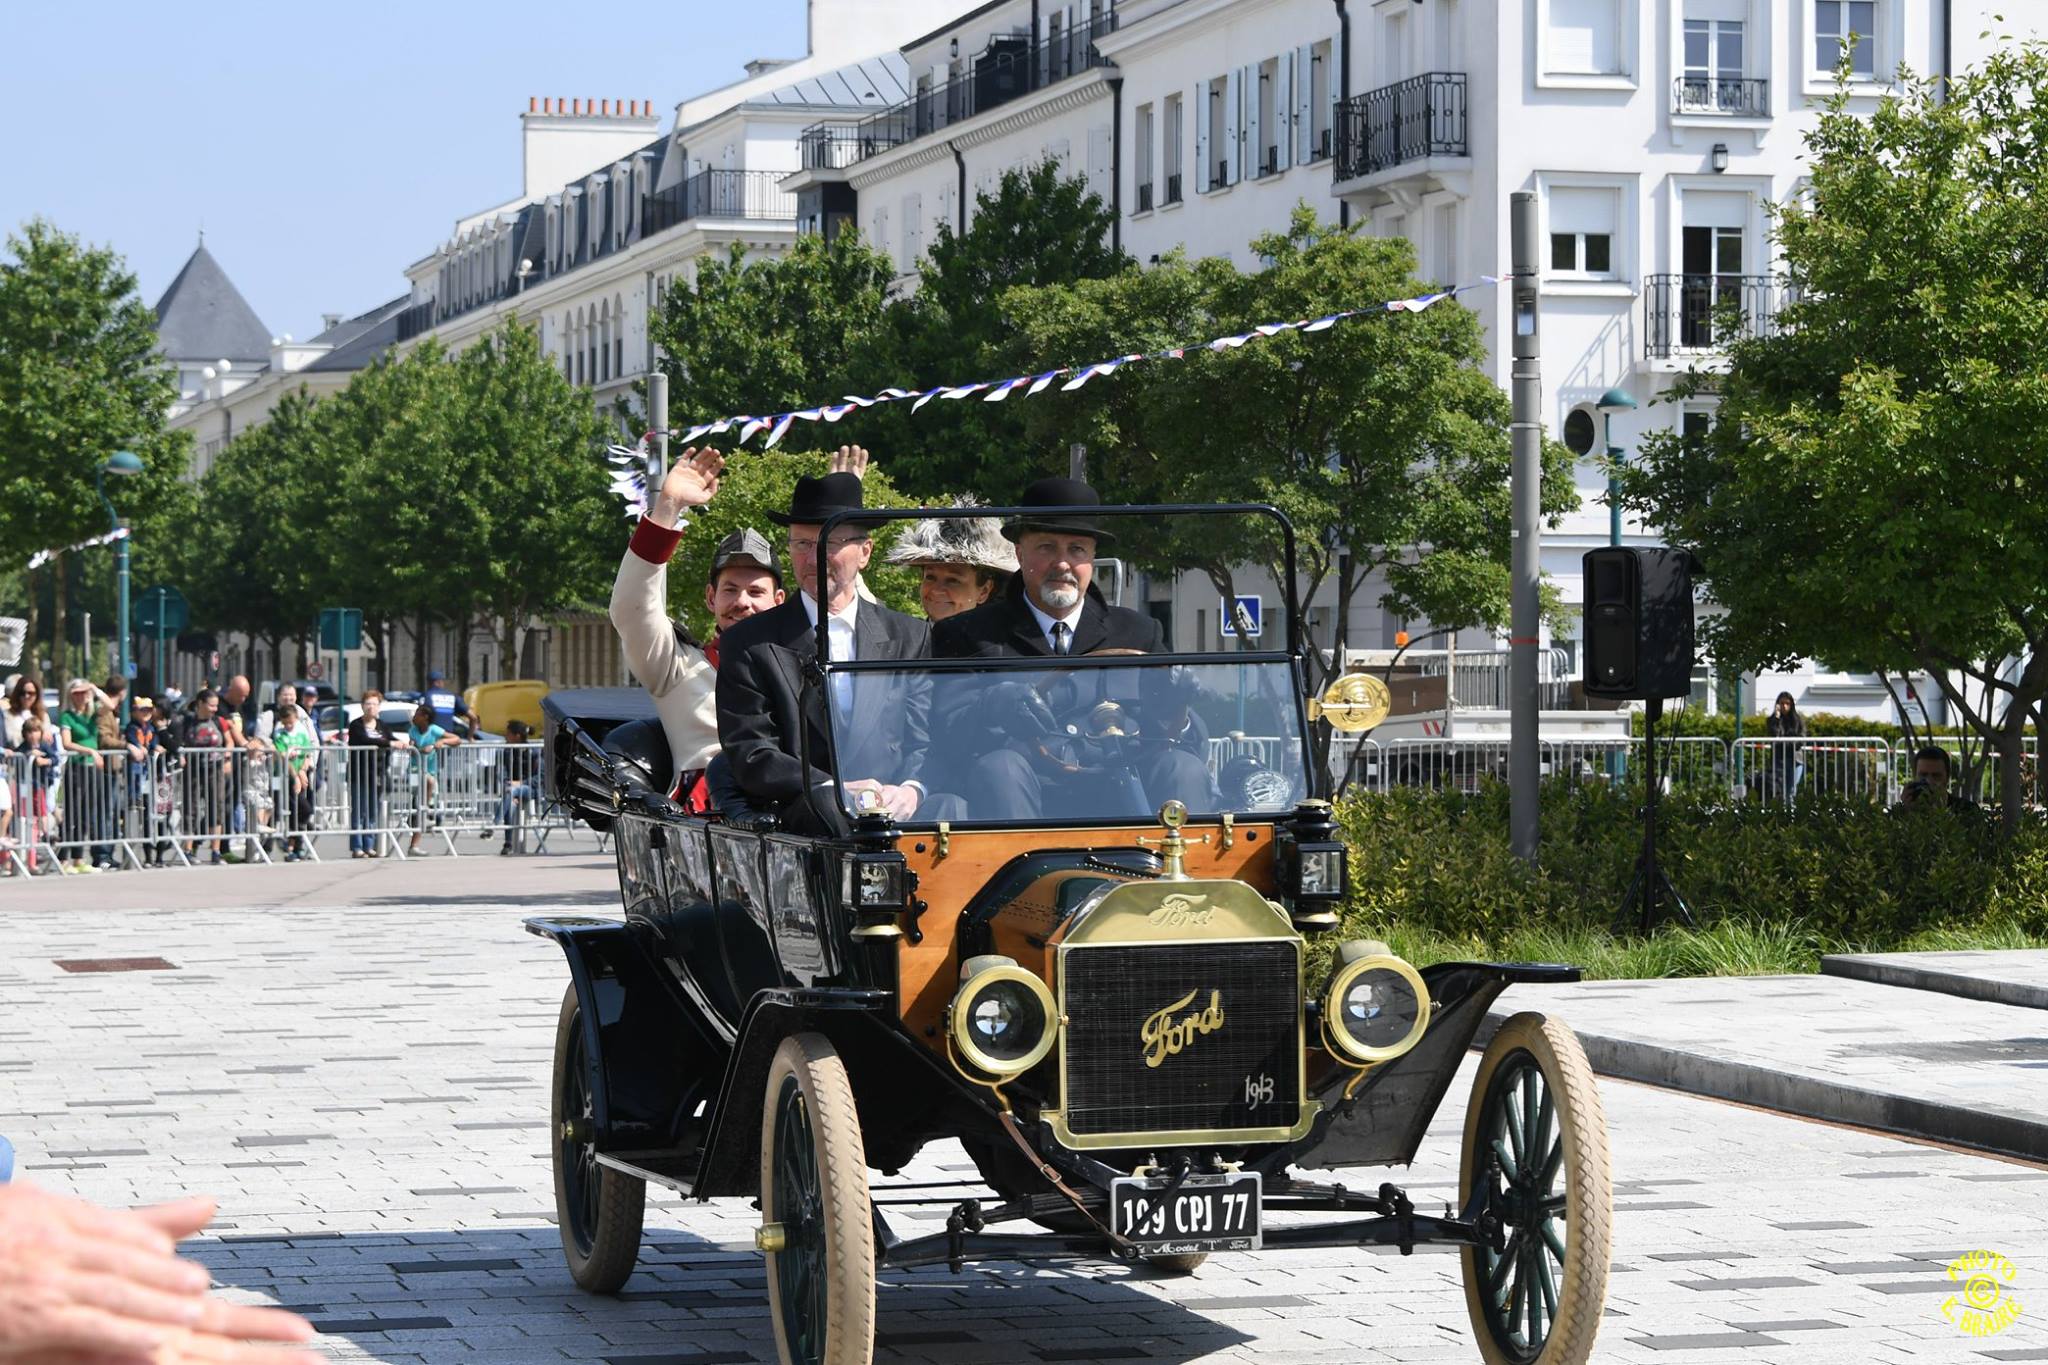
[1582,547,1696,700]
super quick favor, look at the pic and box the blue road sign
[1220,594,1262,641]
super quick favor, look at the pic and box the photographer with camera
[1895,745,1974,812]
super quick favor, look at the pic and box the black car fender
[691,987,990,1200]
[1284,962,1581,1173]
[525,915,729,1153]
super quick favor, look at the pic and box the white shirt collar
[799,590,859,630]
[1024,593,1085,649]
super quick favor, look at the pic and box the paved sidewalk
[1484,971,2048,1161]
[1824,949,2048,1011]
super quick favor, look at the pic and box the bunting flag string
[615,276,1504,513]
[25,527,130,572]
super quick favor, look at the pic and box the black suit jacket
[930,577,1165,659]
[715,595,934,808]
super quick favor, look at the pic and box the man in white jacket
[608,447,729,801]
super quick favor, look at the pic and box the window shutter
[1223,69,1240,184]
[1276,53,1294,171]
[1296,46,1314,161]
[1195,82,1210,190]
[1236,65,1253,173]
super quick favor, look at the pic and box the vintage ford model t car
[529,504,1611,1365]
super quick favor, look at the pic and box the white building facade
[786,0,1992,724]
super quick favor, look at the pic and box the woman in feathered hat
[884,498,1019,621]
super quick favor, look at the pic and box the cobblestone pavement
[4,863,2047,1364]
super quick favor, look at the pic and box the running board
[596,1149,699,1194]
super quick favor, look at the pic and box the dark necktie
[1051,621,1071,656]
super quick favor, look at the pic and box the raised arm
[610,446,724,700]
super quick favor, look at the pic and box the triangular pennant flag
[737,417,768,444]
[940,381,990,400]
[983,376,1027,402]
[763,414,797,448]
[910,387,945,411]
[1026,369,1065,395]
[1301,314,1342,333]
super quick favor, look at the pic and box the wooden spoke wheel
[761,1033,876,1365]
[1459,1012,1611,1365]
[551,985,646,1293]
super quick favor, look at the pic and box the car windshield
[826,656,1309,826]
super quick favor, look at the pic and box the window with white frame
[1134,102,1155,211]
[1546,0,1624,76]
[1680,1,1749,112]
[1815,0,1876,77]
[902,192,924,270]
[1163,93,1184,202]
[1547,186,1619,278]
[1203,77,1230,190]
[1432,201,1460,284]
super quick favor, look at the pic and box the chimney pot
[529,96,537,112]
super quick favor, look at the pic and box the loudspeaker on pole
[1582,547,1697,701]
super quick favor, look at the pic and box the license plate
[1109,1171,1262,1253]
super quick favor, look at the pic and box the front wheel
[761,1033,876,1365]
[551,985,646,1292]
[1458,1011,1611,1365]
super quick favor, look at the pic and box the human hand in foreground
[650,446,727,527]
[0,1183,319,1363]
[828,446,870,480]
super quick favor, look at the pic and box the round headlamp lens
[1342,969,1420,1050]
[963,978,1047,1066]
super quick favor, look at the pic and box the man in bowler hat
[716,469,947,832]
[930,477,1213,819]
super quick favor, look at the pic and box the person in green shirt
[54,679,111,872]
[272,701,317,861]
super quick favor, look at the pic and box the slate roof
[756,53,909,108]
[301,296,410,373]
[154,243,272,365]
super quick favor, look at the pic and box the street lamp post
[95,449,144,725]
[1597,386,1638,548]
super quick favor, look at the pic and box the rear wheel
[761,1033,875,1365]
[1458,1011,1611,1365]
[551,985,645,1293]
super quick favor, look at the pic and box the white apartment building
[783,0,1994,723]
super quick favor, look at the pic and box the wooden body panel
[894,822,1279,1046]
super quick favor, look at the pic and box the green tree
[452,320,615,674]
[175,391,336,668]
[650,232,894,429]
[1618,46,2048,830]
[1003,209,1576,745]
[857,158,1131,498]
[0,220,189,678]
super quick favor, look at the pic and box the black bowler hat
[767,471,871,527]
[1000,476,1116,547]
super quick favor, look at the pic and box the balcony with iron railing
[642,169,798,235]
[821,15,1118,169]
[1333,72,1468,183]
[1672,75,1770,117]
[1643,273,1779,359]
[799,123,913,171]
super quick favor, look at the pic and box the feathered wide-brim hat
[884,497,1020,574]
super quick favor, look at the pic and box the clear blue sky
[0,1,810,341]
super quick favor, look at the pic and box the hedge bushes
[1630,706,2035,744]
[1337,783,2048,950]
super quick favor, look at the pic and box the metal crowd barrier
[1,741,564,877]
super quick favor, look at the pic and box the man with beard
[715,470,950,833]
[930,478,1212,819]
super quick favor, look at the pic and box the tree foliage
[173,320,614,689]
[1002,208,1576,709]
[1617,45,2048,828]
[0,219,189,676]
[649,232,893,428]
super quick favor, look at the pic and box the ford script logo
[1141,988,1226,1068]
[1146,893,1214,928]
